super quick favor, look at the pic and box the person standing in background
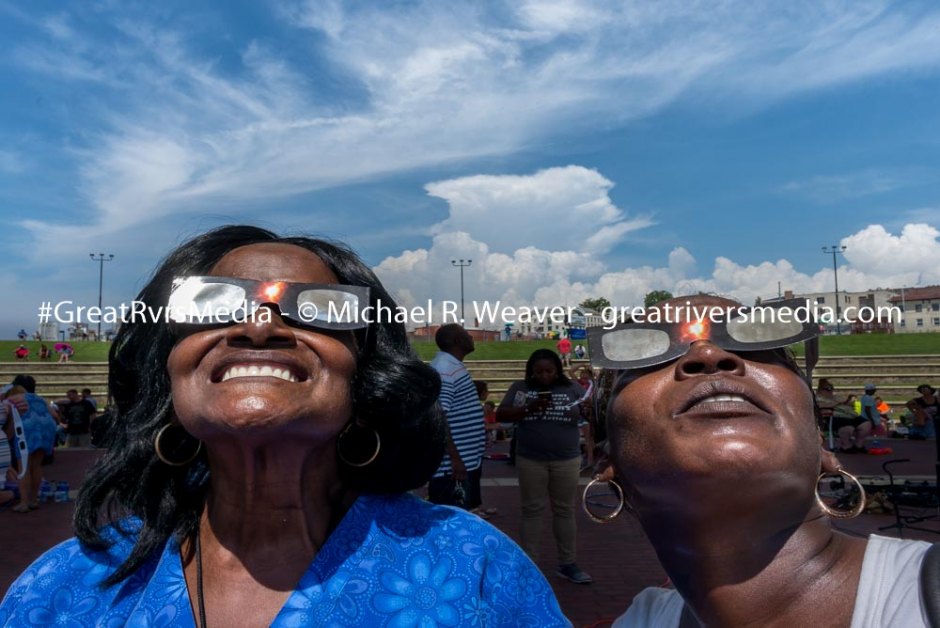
[427,325,487,513]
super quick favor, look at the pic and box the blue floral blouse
[0,493,570,627]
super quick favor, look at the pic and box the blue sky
[2,0,939,336]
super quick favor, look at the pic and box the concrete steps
[0,363,109,400]
[3,355,937,407]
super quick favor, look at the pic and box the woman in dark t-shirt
[497,348,593,584]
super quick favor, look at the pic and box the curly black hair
[74,225,445,586]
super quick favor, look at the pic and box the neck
[192,440,357,588]
[640,508,866,627]
[445,349,466,362]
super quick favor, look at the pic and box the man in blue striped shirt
[428,324,486,511]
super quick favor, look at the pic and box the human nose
[674,341,745,379]
[225,304,296,348]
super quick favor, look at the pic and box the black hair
[524,348,571,388]
[11,374,36,393]
[74,225,445,586]
[435,323,464,351]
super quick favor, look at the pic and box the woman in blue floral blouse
[0,225,569,627]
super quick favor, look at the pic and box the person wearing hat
[906,384,938,440]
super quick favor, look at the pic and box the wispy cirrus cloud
[778,168,932,204]
[5,0,940,255]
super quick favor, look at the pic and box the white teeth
[220,365,298,383]
[701,394,747,403]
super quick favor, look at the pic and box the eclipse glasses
[588,299,819,370]
[168,276,370,331]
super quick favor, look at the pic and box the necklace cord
[196,528,208,628]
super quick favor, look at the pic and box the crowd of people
[816,378,940,449]
[1,224,938,626]
[1,378,102,513]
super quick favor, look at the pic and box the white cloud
[8,1,940,251]
[425,166,652,255]
[842,223,940,277]
[376,169,940,324]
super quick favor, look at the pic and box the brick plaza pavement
[2,440,938,626]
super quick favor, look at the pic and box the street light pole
[89,253,115,340]
[451,259,472,324]
[821,245,846,334]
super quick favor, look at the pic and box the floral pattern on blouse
[0,493,570,627]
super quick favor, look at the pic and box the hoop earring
[816,468,866,519]
[581,476,626,523]
[154,423,203,467]
[337,422,381,468]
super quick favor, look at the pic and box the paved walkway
[2,440,938,626]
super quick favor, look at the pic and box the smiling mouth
[219,364,300,383]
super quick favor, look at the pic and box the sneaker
[557,563,593,584]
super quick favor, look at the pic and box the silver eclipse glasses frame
[167,276,371,331]
[587,298,820,370]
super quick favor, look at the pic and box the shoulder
[359,494,569,625]
[365,493,519,543]
[862,534,932,569]
[852,535,933,627]
[613,587,684,628]
[0,525,140,623]
[430,353,465,379]
[557,381,583,396]
[499,380,529,404]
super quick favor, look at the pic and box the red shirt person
[557,337,572,366]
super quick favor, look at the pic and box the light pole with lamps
[451,259,472,324]
[822,245,846,335]
[90,253,114,340]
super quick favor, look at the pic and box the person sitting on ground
[38,344,50,360]
[57,344,73,363]
[816,380,872,453]
[589,295,936,627]
[907,384,939,440]
[1,225,568,626]
[873,396,891,435]
[859,383,882,436]
[14,345,29,361]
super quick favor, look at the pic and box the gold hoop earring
[582,476,626,523]
[337,422,381,468]
[816,468,866,519]
[154,423,203,466]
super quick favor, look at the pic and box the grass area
[3,333,939,363]
[789,333,940,357]
[0,340,112,363]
